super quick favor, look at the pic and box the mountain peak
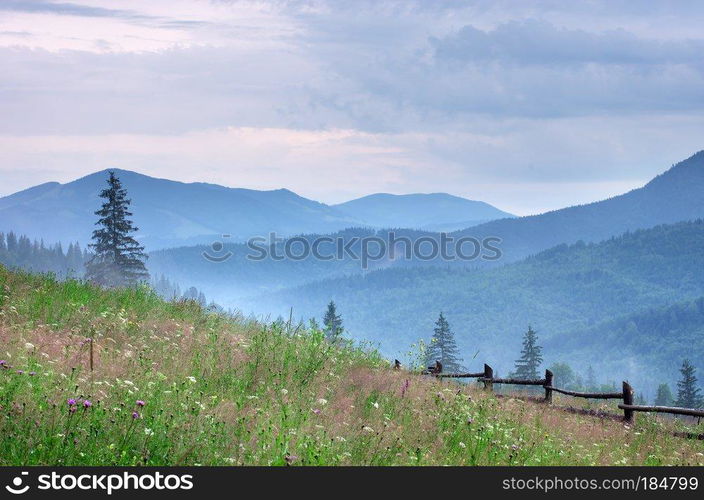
[333,192,514,231]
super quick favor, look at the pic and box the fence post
[544,369,553,403]
[622,381,634,424]
[483,364,493,392]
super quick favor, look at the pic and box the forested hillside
[258,220,704,392]
[449,150,704,262]
[551,297,704,390]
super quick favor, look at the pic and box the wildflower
[372,402,379,409]
[317,398,328,406]
[132,411,141,419]
[83,400,92,409]
[362,426,375,433]
[280,389,288,395]
[458,442,466,449]
[136,400,145,407]
[16,370,24,375]
[24,342,35,350]
[186,376,197,383]
[401,379,410,397]
[67,399,77,406]
[284,454,298,465]
[144,428,154,436]
[312,409,322,415]
[29,372,36,376]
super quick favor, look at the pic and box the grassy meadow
[0,265,702,466]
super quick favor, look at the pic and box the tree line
[0,232,87,277]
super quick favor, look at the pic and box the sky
[1,0,703,215]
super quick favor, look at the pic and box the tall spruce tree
[322,300,344,342]
[425,312,464,373]
[85,171,149,287]
[675,359,703,408]
[513,325,543,380]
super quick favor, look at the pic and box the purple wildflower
[401,379,410,398]
[69,406,77,414]
[132,411,140,419]
[16,370,24,375]
[0,360,6,366]
[29,371,36,376]
[312,408,321,415]
[136,400,145,407]
[67,398,77,406]
[83,400,92,408]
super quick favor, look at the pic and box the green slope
[260,220,704,389]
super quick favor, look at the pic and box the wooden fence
[424,361,704,423]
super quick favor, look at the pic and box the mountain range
[0,170,512,250]
[145,150,704,304]
[448,150,704,262]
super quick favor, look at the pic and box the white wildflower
[186,376,197,383]
[144,428,154,436]
[317,398,328,406]
[24,342,35,350]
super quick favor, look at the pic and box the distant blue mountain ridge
[0,169,513,250]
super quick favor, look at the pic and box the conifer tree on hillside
[548,362,575,389]
[585,365,597,390]
[323,300,344,342]
[85,171,149,287]
[425,312,464,373]
[513,325,543,380]
[654,383,674,406]
[675,359,703,408]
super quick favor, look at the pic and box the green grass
[1,266,702,466]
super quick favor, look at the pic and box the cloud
[431,20,704,65]
[0,0,152,21]
[0,1,703,214]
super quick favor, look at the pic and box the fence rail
[545,386,623,399]
[428,362,704,423]
[618,404,704,418]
